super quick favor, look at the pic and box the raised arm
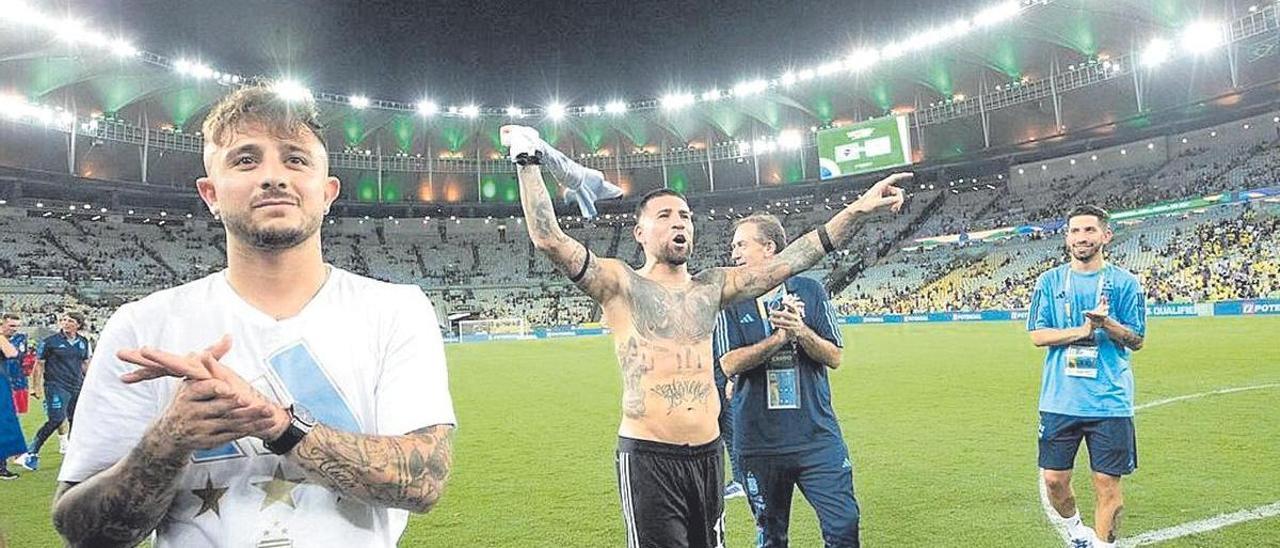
[717,173,911,305]
[517,164,625,304]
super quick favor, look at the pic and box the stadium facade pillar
[912,93,925,156]
[706,131,716,192]
[752,126,761,187]
[979,77,991,149]
[475,139,481,203]
[66,111,76,176]
[1131,43,1145,113]
[660,139,669,189]
[1224,9,1240,88]
[1049,55,1063,131]
[615,136,624,192]
[377,141,384,204]
[140,122,150,184]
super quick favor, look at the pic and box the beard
[223,208,321,250]
[1070,243,1100,261]
[652,240,691,266]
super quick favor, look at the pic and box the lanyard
[1064,263,1108,324]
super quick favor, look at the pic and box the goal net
[457,317,529,338]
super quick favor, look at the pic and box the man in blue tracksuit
[713,213,859,547]
[17,312,91,471]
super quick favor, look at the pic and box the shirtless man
[506,124,908,548]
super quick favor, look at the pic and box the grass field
[1,317,1278,547]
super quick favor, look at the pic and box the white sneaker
[1064,526,1095,548]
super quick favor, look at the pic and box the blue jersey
[1027,264,1146,417]
[4,333,28,390]
[40,332,92,392]
[713,276,845,457]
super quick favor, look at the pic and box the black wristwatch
[514,150,543,166]
[264,404,317,455]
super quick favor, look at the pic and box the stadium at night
[0,0,1277,546]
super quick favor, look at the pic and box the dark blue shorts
[1038,412,1137,477]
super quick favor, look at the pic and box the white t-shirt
[59,267,456,548]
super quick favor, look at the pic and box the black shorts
[616,436,725,548]
[1038,412,1138,477]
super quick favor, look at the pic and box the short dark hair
[634,188,687,218]
[1,313,18,322]
[733,213,788,254]
[202,84,327,152]
[65,312,85,328]
[1067,204,1110,227]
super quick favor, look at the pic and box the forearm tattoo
[290,424,453,513]
[517,166,611,298]
[52,424,190,547]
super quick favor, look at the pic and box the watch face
[292,404,316,427]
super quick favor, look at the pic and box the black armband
[818,226,835,253]
[569,242,592,283]
[514,151,543,166]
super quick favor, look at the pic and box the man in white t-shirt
[52,85,456,548]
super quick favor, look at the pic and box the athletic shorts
[1038,412,1137,477]
[616,436,725,548]
[12,389,28,414]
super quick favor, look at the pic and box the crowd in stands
[3,111,1280,333]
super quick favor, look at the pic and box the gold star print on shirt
[252,463,304,510]
[191,474,229,518]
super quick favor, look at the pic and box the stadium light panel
[506,105,523,118]
[701,89,722,101]
[778,130,802,150]
[845,49,880,72]
[1140,38,1174,67]
[661,93,695,110]
[733,80,768,97]
[546,102,566,120]
[461,105,480,118]
[349,95,370,109]
[272,80,312,102]
[416,100,437,117]
[109,39,138,58]
[1181,20,1225,54]
[974,1,1020,27]
[605,101,627,114]
[817,61,843,76]
[796,68,817,82]
[584,104,601,115]
[780,71,798,86]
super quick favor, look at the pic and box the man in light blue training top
[1028,205,1146,548]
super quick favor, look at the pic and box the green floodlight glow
[382,183,401,202]
[481,178,497,199]
[667,168,688,193]
[344,116,364,147]
[991,39,1021,79]
[357,176,377,202]
[392,115,415,151]
[164,87,203,128]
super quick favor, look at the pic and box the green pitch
[2,317,1277,546]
